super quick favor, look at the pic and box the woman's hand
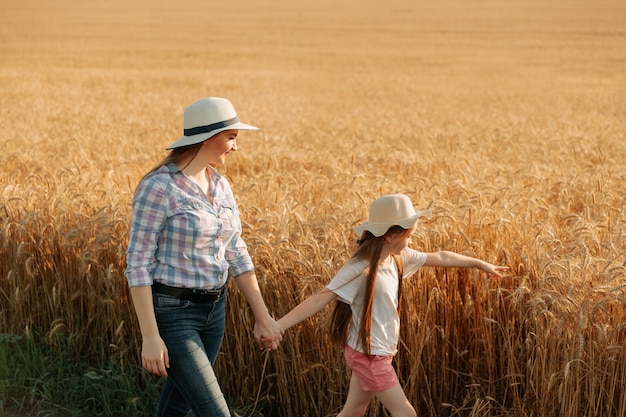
[141,335,169,376]
[129,286,169,376]
[233,271,285,350]
[254,316,284,350]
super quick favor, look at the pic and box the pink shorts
[344,345,399,392]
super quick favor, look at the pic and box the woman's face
[200,129,239,166]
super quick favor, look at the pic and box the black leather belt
[152,281,226,304]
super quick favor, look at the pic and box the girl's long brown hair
[329,225,408,357]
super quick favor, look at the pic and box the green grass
[0,333,265,417]
[0,333,161,416]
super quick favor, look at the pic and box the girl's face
[386,227,415,255]
[200,129,239,166]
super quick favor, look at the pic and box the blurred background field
[0,0,625,416]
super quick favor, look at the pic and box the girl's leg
[375,384,417,417]
[337,375,373,417]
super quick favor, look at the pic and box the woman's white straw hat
[354,194,432,237]
[166,97,260,150]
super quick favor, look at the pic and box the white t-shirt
[326,248,427,356]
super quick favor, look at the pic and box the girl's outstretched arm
[278,288,338,331]
[425,251,509,277]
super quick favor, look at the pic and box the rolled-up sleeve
[125,177,168,287]
[225,229,254,278]
[223,198,254,277]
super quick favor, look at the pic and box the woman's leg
[337,375,373,417]
[375,383,417,417]
[153,293,230,417]
[154,377,192,417]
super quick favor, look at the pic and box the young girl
[275,194,508,417]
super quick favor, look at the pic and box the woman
[125,97,283,417]
[275,194,508,417]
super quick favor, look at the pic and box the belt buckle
[192,287,220,296]
[186,286,224,303]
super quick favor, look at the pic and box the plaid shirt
[125,163,254,289]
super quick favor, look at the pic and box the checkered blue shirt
[125,163,254,289]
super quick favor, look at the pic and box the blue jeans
[153,291,230,417]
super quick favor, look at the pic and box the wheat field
[1,0,625,415]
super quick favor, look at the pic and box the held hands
[254,315,284,351]
[141,317,283,376]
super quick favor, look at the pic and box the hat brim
[165,122,260,150]
[353,209,432,237]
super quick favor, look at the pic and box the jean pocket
[153,293,190,310]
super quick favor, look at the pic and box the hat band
[183,116,239,136]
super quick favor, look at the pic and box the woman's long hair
[329,225,409,357]
[139,143,203,184]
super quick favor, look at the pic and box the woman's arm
[278,288,338,331]
[424,251,508,277]
[129,285,169,376]
[234,270,284,350]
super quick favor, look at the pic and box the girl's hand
[482,262,509,278]
[260,336,276,350]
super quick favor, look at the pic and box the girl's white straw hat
[354,194,432,237]
[166,97,260,150]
